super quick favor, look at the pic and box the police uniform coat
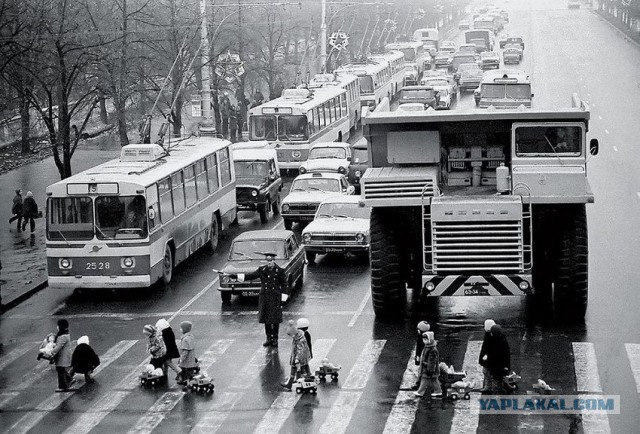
[245,264,288,324]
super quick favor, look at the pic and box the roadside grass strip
[383,350,419,434]
[317,339,386,434]
[127,339,234,434]
[449,340,483,434]
[573,342,611,434]
[625,343,640,393]
[252,339,337,434]
[7,340,137,434]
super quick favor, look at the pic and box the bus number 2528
[86,262,110,270]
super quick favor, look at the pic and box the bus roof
[306,73,358,89]
[249,87,346,114]
[481,70,530,83]
[46,136,231,193]
[385,41,422,50]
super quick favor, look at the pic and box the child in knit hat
[296,318,312,360]
[281,320,312,391]
[177,321,197,385]
[143,324,167,373]
[411,321,430,390]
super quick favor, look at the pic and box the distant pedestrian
[281,320,312,391]
[177,321,197,384]
[71,335,100,383]
[479,319,496,392]
[297,318,312,359]
[9,189,23,232]
[228,252,288,347]
[156,319,182,381]
[415,331,441,399]
[485,324,511,393]
[50,319,75,391]
[143,324,166,373]
[21,191,38,233]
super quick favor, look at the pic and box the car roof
[233,148,278,161]
[401,85,435,91]
[318,195,365,205]
[481,51,499,57]
[232,230,293,241]
[293,172,345,180]
[310,142,350,149]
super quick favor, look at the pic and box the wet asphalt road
[1,0,640,433]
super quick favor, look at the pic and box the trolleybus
[305,73,361,131]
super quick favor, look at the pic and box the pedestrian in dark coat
[281,320,312,391]
[486,324,511,392]
[156,318,182,380]
[9,189,23,231]
[233,252,288,347]
[72,335,100,383]
[412,321,430,390]
[21,191,38,233]
[479,319,496,392]
[415,331,441,398]
[50,318,75,391]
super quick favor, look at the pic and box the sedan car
[218,230,305,303]
[458,19,470,30]
[281,172,355,230]
[298,142,351,175]
[302,196,371,264]
[434,51,452,69]
[456,63,483,90]
[503,44,523,64]
[398,85,439,109]
[348,137,369,194]
[421,74,458,100]
[480,51,500,70]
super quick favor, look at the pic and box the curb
[592,9,640,50]
[0,278,48,314]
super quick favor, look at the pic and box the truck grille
[430,221,524,273]
[364,178,436,199]
[237,187,255,202]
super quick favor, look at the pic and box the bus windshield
[400,48,416,61]
[47,197,95,241]
[277,115,308,141]
[358,75,374,94]
[250,116,277,140]
[229,240,286,260]
[309,147,346,159]
[95,195,148,240]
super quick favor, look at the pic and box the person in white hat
[479,319,496,392]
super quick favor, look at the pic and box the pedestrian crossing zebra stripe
[7,340,137,434]
[252,339,337,434]
[517,327,544,431]
[383,351,419,434]
[127,339,234,434]
[318,391,363,434]
[0,342,38,372]
[231,346,275,390]
[0,392,19,410]
[580,395,611,434]
[342,339,386,389]
[189,392,244,433]
[625,343,640,394]
[573,342,603,393]
[450,340,483,434]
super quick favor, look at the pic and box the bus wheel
[208,214,219,253]
[370,208,405,317]
[259,198,270,224]
[554,205,588,319]
[162,244,173,285]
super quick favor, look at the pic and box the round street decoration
[384,19,397,33]
[215,50,245,84]
[328,32,349,51]
[417,8,426,18]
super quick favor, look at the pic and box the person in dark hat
[72,336,100,383]
[230,252,288,347]
[50,319,75,391]
[9,189,23,231]
[21,191,38,233]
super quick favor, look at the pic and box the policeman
[230,252,289,347]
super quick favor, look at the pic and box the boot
[270,335,278,347]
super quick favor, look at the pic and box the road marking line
[383,350,419,434]
[0,342,38,372]
[613,146,618,152]
[517,328,544,431]
[637,192,640,200]
[450,340,483,434]
[127,339,234,434]
[598,115,602,120]
[169,277,219,322]
[0,392,19,409]
[625,343,640,393]
[318,391,363,434]
[580,401,611,434]
[8,340,137,434]
[605,129,610,135]
[253,339,336,434]
[573,342,602,393]
[348,290,371,328]
[342,340,386,389]
[189,392,243,433]
[399,349,418,389]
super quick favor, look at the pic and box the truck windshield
[47,197,94,241]
[95,195,148,240]
[515,125,582,156]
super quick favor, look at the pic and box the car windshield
[424,79,449,87]
[401,89,435,99]
[234,161,268,178]
[358,75,374,94]
[459,64,479,72]
[309,147,346,159]
[515,125,582,156]
[292,178,341,192]
[316,202,371,219]
[229,240,286,260]
[352,148,368,163]
[95,195,148,239]
[47,196,95,241]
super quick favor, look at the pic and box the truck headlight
[251,189,258,197]
[59,258,72,269]
[282,204,290,212]
[121,257,135,268]
[303,233,311,243]
[355,233,365,243]
[299,166,307,174]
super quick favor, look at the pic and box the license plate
[326,248,344,253]
[464,287,489,296]
[242,291,260,297]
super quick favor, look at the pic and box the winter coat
[11,194,22,215]
[245,264,288,324]
[303,330,312,359]
[51,333,73,368]
[415,334,425,365]
[147,333,166,359]
[289,330,311,368]
[486,328,511,378]
[418,343,439,379]
[179,332,197,368]
[160,327,180,359]
[72,343,100,374]
[22,197,38,219]
[478,331,494,368]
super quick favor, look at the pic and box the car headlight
[221,275,230,284]
[355,170,361,178]
[121,257,135,268]
[251,189,258,197]
[338,166,346,174]
[303,233,311,243]
[282,204,290,212]
[299,166,307,174]
[59,258,72,269]
[355,233,365,243]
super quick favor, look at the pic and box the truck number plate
[464,287,489,296]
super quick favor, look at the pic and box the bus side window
[218,148,232,186]
[195,159,208,200]
[171,172,186,215]
[146,185,159,230]
[158,177,173,223]
[206,154,219,193]
[184,164,197,208]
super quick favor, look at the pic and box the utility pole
[200,0,212,124]
[320,0,327,72]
